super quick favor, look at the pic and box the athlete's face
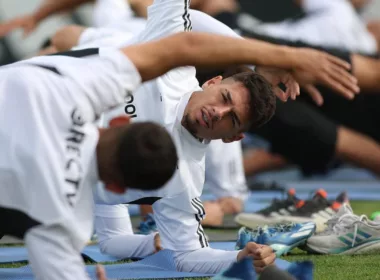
[182,76,251,142]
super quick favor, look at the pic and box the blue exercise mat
[0,247,28,264]
[82,245,123,263]
[0,245,129,264]
[254,166,377,182]
[0,249,291,280]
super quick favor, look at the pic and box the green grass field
[0,201,379,279]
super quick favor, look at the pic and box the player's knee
[336,126,361,160]
[98,239,110,255]
[218,197,243,214]
[202,201,224,226]
[51,25,85,51]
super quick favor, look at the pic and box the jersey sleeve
[75,27,136,49]
[25,224,90,280]
[17,49,142,119]
[137,0,191,43]
[301,0,347,13]
[190,9,241,39]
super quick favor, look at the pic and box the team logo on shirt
[64,108,85,206]
[124,92,137,118]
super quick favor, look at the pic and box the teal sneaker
[137,214,157,235]
[236,222,316,257]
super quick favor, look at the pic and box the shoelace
[273,223,296,232]
[333,213,368,247]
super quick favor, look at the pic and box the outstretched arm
[0,0,92,38]
[121,31,359,99]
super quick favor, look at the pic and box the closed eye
[221,93,228,103]
[230,112,236,128]
[231,111,241,128]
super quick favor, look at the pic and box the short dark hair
[228,71,276,130]
[117,122,178,191]
[196,66,276,130]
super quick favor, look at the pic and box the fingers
[252,245,276,273]
[318,55,359,99]
[253,244,274,259]
[154,233,163,253]
[329,64,360,94]
[0,17,26,37]
[0,16,35,38]
[96,265,107,280]
[284,76,300,100]
[303,84,324,106]
[326,53,351,71]
[0,21,16,37]
[274,88,289,102]
[253,256,276,273]
[321,74,357,100]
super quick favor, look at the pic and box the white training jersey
[242,0,377,55]
[79,0,249,252]
[0,49,141,255]
[92,0,215,251]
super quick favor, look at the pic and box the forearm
[95,204,156,259]
[174,247,240,274]
[121,32,298,82]
[98,233,157,259]
[33,0,93,22]
[26,224,89,280]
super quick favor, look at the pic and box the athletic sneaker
[236,222,316,257]
[211,257,257,280]
[281,189,348,233]
[305,204,380,254]
[137,214,157,235]
[234,188,303,228]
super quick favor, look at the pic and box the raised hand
[291,48,360,104]
[0,14,38,38]
[255,66,300,102]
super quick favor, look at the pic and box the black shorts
[251,99,338,175]
[0,207,41,239]
[245,33,380,175]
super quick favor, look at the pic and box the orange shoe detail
[296,200,305,208]
[288,188,296,196]
[331,201,342,211]
[316,189,328,199]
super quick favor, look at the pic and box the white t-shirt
[239,0,377,55]
[88,1,243,273]
[0,50,141,279]
[91,0,251,248]
[93,0,211,250]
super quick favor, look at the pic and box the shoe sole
[306,239,380,255]
[279,216,329,233]
[271,236,313,257]
[234,213,281,229]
